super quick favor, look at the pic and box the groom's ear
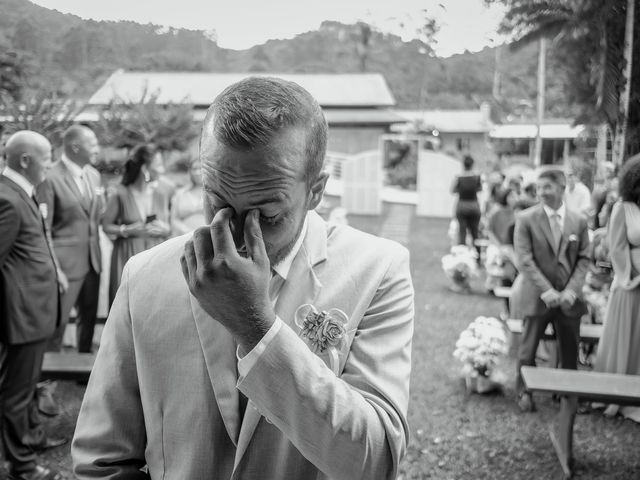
[307,172,329,210]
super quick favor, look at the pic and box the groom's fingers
[244,209,268,267]
[210,208,236,259]
[192,226,214,266]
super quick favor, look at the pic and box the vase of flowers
[453,316,510,394]
[441,245,479,293]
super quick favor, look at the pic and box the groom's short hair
[202,76,328,185]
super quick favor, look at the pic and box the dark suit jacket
[38,160,103,281]
[0,176,59,344]
[510,204,590,319]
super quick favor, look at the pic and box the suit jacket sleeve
[238,247,414,480]
[71,263,149,479]
[513,212,554,292]
[0,198,19,268]
[565,215,590,295]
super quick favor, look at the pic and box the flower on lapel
[295,304,348,354]
[568,234,578,243]
[38,203,48,220]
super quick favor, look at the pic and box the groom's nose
[229,209,248,250]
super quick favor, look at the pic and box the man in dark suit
[510,168,590,412]
[0,131,63,480]
[39,125,103,353]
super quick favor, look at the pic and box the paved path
[378,204,414,245]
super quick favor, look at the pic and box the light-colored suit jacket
[38,160,104,279]
[72,211,414,480]
[510,204,590,319]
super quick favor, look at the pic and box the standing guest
[452,155,482,256]
[591,163,617,229]
[170,160,204,236]
[72,76,414,480]
[510,169,589,421]
[594,155,640,422]
[487,188,516,247]
[0,131,64,480]
[564,167,591,218]
[39,125,103,353]
[102,144,171,309]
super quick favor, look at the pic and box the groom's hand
[181,208,275,353]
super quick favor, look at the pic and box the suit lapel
[559,209,577,268]
[1,176,40,219]
[58,162,91,215]
[189,294,242,445]
[537,206,558,256]
[233,211,327,470]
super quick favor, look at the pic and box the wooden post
[534,37,547,167]
[612,0,636,166]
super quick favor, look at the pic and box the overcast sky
[30,0,506,56]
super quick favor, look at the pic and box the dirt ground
[28,208,640,479]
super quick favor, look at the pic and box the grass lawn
[34,204,639,479]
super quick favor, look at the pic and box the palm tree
[491,0,639,162]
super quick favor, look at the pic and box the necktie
[550,213,562,250]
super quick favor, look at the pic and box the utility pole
[534,37,547,167]
[612,0,635,166]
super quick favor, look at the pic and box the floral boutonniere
[295,304,352,375]
[568,234,578,243]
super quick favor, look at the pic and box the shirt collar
[272,214,308,281]
[543,202,565,220]
[2,167,34,197]
[61,154,84,179]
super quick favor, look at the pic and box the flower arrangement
[441,245,479,292]
[453,316,510,393]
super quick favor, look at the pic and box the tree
[97,88,198,152]
[0,51,28,101]
[489,0,640,160]
[0,87,86,147]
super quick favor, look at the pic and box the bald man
[38,125,103,353]
[0,131,63,480]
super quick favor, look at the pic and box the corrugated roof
[490,123,584,139]
[89,70,396,107]
[394,109,491,133]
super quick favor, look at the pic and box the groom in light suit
[510,168,590,414]
[72,77,414,479]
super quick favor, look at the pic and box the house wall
[438,132,496,170]
[327,126,388,155]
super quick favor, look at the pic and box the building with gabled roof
[88,70,405,154]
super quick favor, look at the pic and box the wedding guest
[564,167,591,218]
[170,160,204,236]
[594,154,640,422]
[38,125,103,354]
[487,187,516,247]
[452,155,482,255]
[72,76,414,479]
[0,131,64,480]
[591,162,617,229]
[511,169,589,423]
[101,144,171,309]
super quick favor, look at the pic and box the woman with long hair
[170,159,205,236]
[102,144,171,308]
[594,154,640,422]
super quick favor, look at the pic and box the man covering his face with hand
[72,77,414,480]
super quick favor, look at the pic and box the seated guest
[487,187,516,247]
[594,154,640,422]
[0,131,64,480]
[170,160,204,236]
[101,144,171,309]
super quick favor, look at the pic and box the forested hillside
[0,0,577,117]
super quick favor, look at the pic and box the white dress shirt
[237,216,309,376]
[564,182,591,216]
[2,167,34,197]
[542,202,566,231]
[61,154,89,198]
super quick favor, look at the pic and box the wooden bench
[507,319,603,344]
[522,366,640,478]
[41,352,96,381]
